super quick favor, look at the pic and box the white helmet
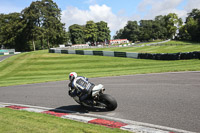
[69,72,77,81]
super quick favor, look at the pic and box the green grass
[0,108,128,133]
[0,49,200,87]
[135,40,163,46]
[162,40,200,45]
[82,41,200,53]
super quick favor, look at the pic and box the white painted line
[21,108,46,113]
[62,114,96,123]
[121,125,169,133]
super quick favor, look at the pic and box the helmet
[69,72,77,81]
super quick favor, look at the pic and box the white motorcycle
[70,84,117,111]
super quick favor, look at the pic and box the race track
[0,72,200,132]
[0,55,14,62]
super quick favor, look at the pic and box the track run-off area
[0,71,200,133]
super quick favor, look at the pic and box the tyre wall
[49,48,200,60]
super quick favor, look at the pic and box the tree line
[0,0,111,51]
[178,9,200,42]
[69,21,111,45]
[0,0,199,52]
[0,0,68,51]
[114,9,200,43]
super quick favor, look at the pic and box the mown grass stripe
[0,50,200,87]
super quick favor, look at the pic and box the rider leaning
[68,72,95,105]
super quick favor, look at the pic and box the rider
[68,72,95,105]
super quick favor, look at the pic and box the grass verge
[0,108,128,133]
[0,49,200,87]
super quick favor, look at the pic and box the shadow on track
[53,105,111,114]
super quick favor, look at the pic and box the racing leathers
[68,76,95,105]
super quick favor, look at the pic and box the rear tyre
[99,94,117,111]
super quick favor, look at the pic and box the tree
[187,8,200,22]
[84,21,98,44]
[22,0,66,50]
[186,9,200,42]
[154,15,168,40]
[164,13,182,39]
[0,13,26,51]
[178,9,200,42]
[185,17,199,41]
[113,29,124,39]
[139,20,154,41]
[69,24,85,44]
[178,25,191,41]
[96,21,111,43]
[22,1,44,51]
[42,0,65,48]
[122,21,140,42]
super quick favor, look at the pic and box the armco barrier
[0,49,17,55]
[0,52,21,55]
[55,49,61,53]
[114,52,126,57]
[103,51,114,57]
[84,50,94,55]
[76,50,84,55]
[126,52,138,58]
[93,51,103,56]
[68,50,76,54]
[49,48,200,60]
[61,50,68,54]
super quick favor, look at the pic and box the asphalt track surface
[0,55,14,62]
[0,72,200,132]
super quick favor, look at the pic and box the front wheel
[99,94,117,111]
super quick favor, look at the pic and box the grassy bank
[0,50,200,87]
[82,41,200,53]
[0,108,128,133]
[162,40,200,45]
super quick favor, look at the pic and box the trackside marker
[88,118,128,128]
[21,108,46,113]
[42,111,69,117]
[6,105,28,110]
[121,125,170,133]
[62,114,96,123]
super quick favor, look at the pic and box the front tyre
[99,94,117,111]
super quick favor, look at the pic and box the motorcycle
[69,84,117,111]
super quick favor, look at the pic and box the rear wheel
[99,94,117,111]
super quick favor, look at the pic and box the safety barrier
[0,49,20,55]
[49,48,200,60]
[0,52,20,55]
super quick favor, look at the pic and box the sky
[0,0,200,36]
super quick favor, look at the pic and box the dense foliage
[178,9,200,42]
[69,21,111,45]
[114,13,183,42]
[0,0,199,51]
[0,0,67,51]
[114,9,200,43]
